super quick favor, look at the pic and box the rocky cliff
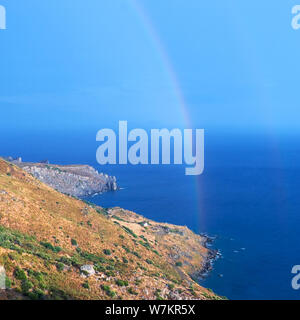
[16,162,118,197]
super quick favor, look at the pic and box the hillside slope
[0,158,220,300]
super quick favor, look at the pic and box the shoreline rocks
[192,234,221,280]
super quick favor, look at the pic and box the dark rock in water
[15,162,118,197]
[191,235,221,281]
[39,160,50,164]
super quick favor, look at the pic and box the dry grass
[0,158,220,300]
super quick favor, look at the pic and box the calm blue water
[2,131,300,299]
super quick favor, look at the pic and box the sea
[2,130,300,300]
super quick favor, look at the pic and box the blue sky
[0,0,299,134]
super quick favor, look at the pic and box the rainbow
[129,0,204,231]
[129,0,192,127]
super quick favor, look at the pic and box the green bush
[59,256,72,266]
[122,245,130,253]
[145,259,153,265]
[155,289,164,300]
[94,264,106,272]
[103,249,111,256]
[40,242,54,250]
[106,265,115,271]
[14,267,27,281]
[116,279,129,287]
[127,287,138,295]
[40,241,61,253]
[5,277,11,288]
[82,281,90,289]
[71,239,78,246]
[132,251,141,259]
[105,271,115,277]
[175,261,183,267]
[101,285,116,298]
[21,279,34,294]
[56,262,64,272]
[122,226,137,238]
[168,283,175,290]
[27,288,45,300]
[76,247,82,254]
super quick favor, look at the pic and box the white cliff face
[0,266,5,290]
[21,164,118,197]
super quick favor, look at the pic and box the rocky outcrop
[17,162,118,197]
[80,265,95,277]
[0,266,5,290]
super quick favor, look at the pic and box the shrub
[27,288,45,300]
[56,263,64,272]
[82,281,90,289]
[94,264,105,272]
[71,239,78,246]
[105,271,115,277]
[155,289,164,300]
[40,242,55,251]
[59,256,72,266]
[122,226,137,238]
[122,257,128,264]
[53,246,62,253]
[132,251,141,259]
[168,283,175,290]
[21,279,33,294]
[152,250,160,256]
[139,240,151,250]
[101,285,116,298]
[127,287,138,295]
[175,261,183,267]
[14,267,27,281]
[76,247,82,254]
[97,257,107,264]
[103,249,111,256]
[116,279,129,287]
[122,245,130,253]
[40,241,61,253]
[5,277,11,288]
[145,259,153,265]
[106,265,115,271]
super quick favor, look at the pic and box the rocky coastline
[3,157,118,197]
[193,234,221,280]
